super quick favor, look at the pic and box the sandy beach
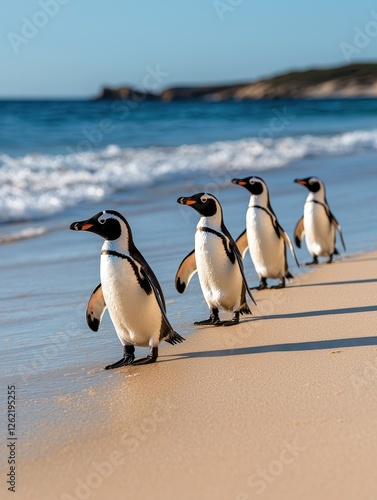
[4,251,375,500]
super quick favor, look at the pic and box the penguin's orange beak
[294,179,307,186]
[232,178,247,186]
[177,197,196,205]
[70,221,94,231]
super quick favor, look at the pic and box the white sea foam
[0,227,47,244]
[1,129,377,223]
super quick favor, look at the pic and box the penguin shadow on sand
[160,304,377,362]
[347,256,377,263]
[287,277,377,289]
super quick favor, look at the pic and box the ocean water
[1,98,377,226]
[0,98,376,457]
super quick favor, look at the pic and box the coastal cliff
[95,63,377,101]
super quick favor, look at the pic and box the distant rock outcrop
[95,86,159,101]
[95,63,377,101]
[159,84,245,101]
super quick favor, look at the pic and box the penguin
[70,210,184,368]
[175,193,256,326]
[294,177,346,265]
[232,176,300,289]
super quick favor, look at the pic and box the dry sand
[6,252,377,500]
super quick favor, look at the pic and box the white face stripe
[101,212,120,221]
[99,213,114,224]
[99,211,132,249]
[308,177,323,185]
[200,193,221,211]
[249,177,267,187]
[309,178,325,192]
[195,193,223,227]
[203,193,216,201]
[205,194,222,213]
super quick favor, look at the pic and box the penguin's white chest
[100,254,161,347]
[195,229,242,311]
[304,203,334,256]
[246,208,285,278]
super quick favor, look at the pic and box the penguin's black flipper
[294,217,304,248]
[234,252,257,305]
[137,266,185,345]
[131,244,166,309]
[220,225,256,306]
[175,249,197,294]
[235,229,249,258]
[329,212,346,251]
[278,226,300,268]
[86,284,106,332]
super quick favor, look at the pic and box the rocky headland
[95,63,377,101]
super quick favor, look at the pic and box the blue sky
[1,0,377,97]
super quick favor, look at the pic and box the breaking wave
[1,128,377,223]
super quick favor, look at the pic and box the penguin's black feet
[105,355,134,370]
[251,278,268,290]
[195,318,220,325]
[105,345,135,370]
[326,255,334,264]
[195,308,220,325]
[305,256,318,266]
[270,278,285,289]
[216,311,240,327]
[132,347,158,366]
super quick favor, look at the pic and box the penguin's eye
[99,218,106,224]
[200,196,207,203]
[249,180,255,184]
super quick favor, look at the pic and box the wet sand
[4,251,377,500]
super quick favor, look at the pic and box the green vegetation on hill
[264,63,377,87]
